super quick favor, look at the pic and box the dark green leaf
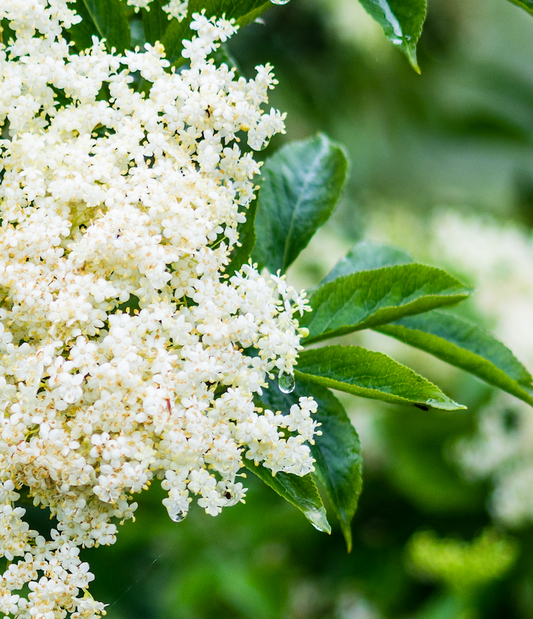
[376,310,533,407]
[252,134,349,274]
[244,459,331,533]
[142,0,170,45]
[69,0,131,53]
[358,0,427,72]
[258,376,362,551]
[226,199,258,276]
[322,240,412,283]
[296,346,465,410]
[507,0,533,17]
[163,0,271,66]
[1,19,16,46]
[303,264,471,344]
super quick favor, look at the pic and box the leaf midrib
[281,146,325,272]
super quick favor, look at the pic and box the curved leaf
[303,264,471,344]
[376,310,533,407]
[322,240,412,283]
[358,0,427,72]
[252,134,349,274]
[243,459,331,534]
[296,346,465,411]
[69,0,131,53]
[507,0,533,17]
[257,377,362,551]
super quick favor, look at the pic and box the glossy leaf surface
[322,240,412,283]
[303,264,470,344]
[69,0,130,52]
[258,377,362,551]
[296,346,465,410]
[252,134,348,274]
[508,0,533,16]
[358,0,427,72]
[244,459,331,533]
[377,311,533,407]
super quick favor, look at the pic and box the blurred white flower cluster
[0,2,316,617]
[431,213,533,528]
[127,0,189,22]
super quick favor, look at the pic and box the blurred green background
[88,1,533,617]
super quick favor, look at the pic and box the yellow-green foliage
[406,529,518,594]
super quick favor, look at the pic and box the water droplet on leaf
[270,0,290,5]
[278,371,295,394]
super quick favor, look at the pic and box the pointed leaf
[257,376,362,551]
[142,0,170,45]
[358,0,427,72]
[69,0,131,53]
[244,459,331,533]
[376,310,533,407]
[296,346,465,410]
[507,0,533,17]
[226,199,258,276]
[322,240,412,283]
[252,134,349,274]
[163,0,271,66]
[303,264,471,344]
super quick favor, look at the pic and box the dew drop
[170,511,186,523]
[278,371,295,394]
[270,0,291,5]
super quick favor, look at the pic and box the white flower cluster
[0,2,317,617]
[430,213,533,527]
[127,0,189,21]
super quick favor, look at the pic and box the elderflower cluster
[0,2,317,617]
[431,213,533,527]
[127,0,189,21]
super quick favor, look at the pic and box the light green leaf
[507,0,533,17]
[303,264,471,344]
[252,134,349,274]
[296,346,465,410]
[358,0,427,72]
[376,310,533,407]
[322,240,412,283]
[243,459,331,534]
[69,0,131,52]
[163,0,271,66]
[226,199,258,276]
[257,377,362,551]
[142,0,170,45]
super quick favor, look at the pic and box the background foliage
[79,0,533,617]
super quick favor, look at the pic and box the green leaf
[163,0,271,66]
[243,459,331,534]
[303,264,471,345]
[142,0,170,45]
[252,134,349,274]
[358,0,427,72]
[376,310,533,407]
[69,0,131,53]
[257,377,362,551]
[507,0,533,17]
[322,240,412,283]
[296,346,465,410]
[226,199,258,276]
